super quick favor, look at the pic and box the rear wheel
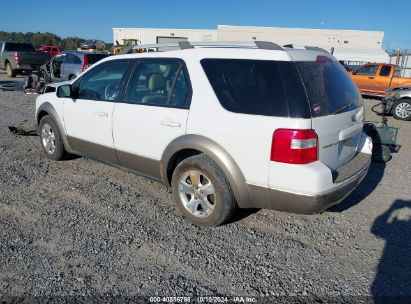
[372,144,391,163]
[171,154,237,227]
[392,99,411,121]
[6,63,16,78]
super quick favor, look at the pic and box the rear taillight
[82,55,89,72]
[13,52,19,62]
[271,129,318,164]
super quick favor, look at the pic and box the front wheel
[39,115,66,160]
[392,99,411,121]
[171,154,237,227]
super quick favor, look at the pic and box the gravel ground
[0,71,410,303]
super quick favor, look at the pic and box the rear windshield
[4,43,35,52]
[87,54,108,64]
[295,60,362,116]
[201,59,310,118]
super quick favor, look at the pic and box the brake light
[271,129,318,164]
[82,55,89,71]
[13,52,19,62]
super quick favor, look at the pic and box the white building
[112,25,389,64]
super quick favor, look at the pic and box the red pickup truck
[36,45,62,58]
[349,63,411,97]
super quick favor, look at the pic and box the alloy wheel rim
[178,170,216,218]
[395,102,411,118]
[41,123,56,154]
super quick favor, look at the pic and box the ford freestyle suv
[35,41,372,226]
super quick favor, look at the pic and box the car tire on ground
[6,63,17,78]
[171,154,237,227]
[38,115,66,161]
[392,99,411,121]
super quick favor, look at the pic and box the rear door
[112,58,191,178]
[60,53,72,80]
[295,59,364,170]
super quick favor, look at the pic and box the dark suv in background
[0,42,50,77]
[80,40,106,50]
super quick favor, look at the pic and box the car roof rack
[123,40,283,53]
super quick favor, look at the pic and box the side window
[201,59,289,117]
[355,65,378,76]
[72,55,82,64]
[77,61,129,101]
[379,65,392,77]
[64,53,73,64]
[394,67,402,77]
[125,60,190,108]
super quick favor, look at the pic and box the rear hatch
[83,53,109,70]
[293,56,364,170]
[86,53,109,65]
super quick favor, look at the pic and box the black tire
[5,63,16,78]
[372,144,391,163]
[171,154,237,227]
[38,115,66,161]
[391,99,411,121]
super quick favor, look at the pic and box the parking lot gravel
[0,71,410,303]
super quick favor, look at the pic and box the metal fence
[389,53,411,78]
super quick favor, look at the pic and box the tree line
[0,31,112,50]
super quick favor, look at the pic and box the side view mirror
[57,84,76,98]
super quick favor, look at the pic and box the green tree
[31,32,61,47]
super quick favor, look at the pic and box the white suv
[35,41,372,226]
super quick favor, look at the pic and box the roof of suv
[100,41,336,64]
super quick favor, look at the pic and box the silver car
[59,51,108,81]
[383,86,411,120]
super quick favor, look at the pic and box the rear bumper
[244,152,371,214]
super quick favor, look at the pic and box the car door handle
[94,111,108,117]
[368,76,374,79]
[160,120,181,127]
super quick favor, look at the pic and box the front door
[351,64,379,94]
[63,60,130,163]
[113,59,191,179]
